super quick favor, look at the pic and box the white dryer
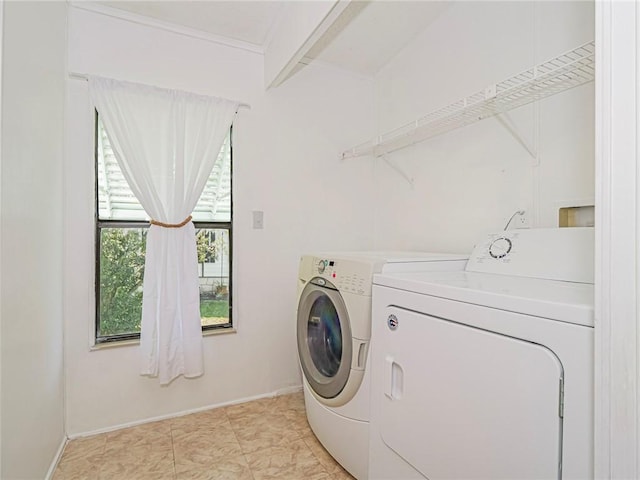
[369,228,594,480]
[296,252,468,480]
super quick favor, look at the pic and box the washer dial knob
[489,237,512,259]
[317,259,327,274]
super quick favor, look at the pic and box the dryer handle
[384,355,403,400]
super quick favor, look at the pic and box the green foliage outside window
[99,228,146,336]
[98,227,230,338]
[196,229,218,263]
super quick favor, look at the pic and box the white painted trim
[270,0,351,88]
[66,385,302,440]
[44,437,68,480]
[594,1,612,473]
[595,0,640,478]
[264,0,350,89]
[62,0,70,453]
[69,2,264,55]
[0,1,4,476]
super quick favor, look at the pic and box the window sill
[91,338,139,351]
[90,327,237,351]
[203,327,237,338]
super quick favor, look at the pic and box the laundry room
[1,1,636,479]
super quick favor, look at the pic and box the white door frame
[595,1,639,477]
[0,0,4,476]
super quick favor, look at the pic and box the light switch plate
[252,210,264,229]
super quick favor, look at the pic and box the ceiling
[99,1,284,47]
[97,1,449,77]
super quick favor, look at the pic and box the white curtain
[89,76,239,385]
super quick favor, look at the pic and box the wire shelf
[341,40,595,160]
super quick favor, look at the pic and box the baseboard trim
[45,436,68,480]
[67,385,303,440]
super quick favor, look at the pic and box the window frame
[93,111,234,344]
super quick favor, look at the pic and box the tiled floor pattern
[53,392,355,480]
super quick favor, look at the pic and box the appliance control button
[489,237,512,259]
[317,260,327,273]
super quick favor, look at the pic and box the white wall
[65,6,374,436]
[1,2,67,478]
[371,1,594,253]
[1,2,4,476]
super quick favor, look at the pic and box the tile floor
[53,391,355,480]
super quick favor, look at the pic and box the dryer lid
[373,270,594,327]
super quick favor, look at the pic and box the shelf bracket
[495,112,539,164]
[381,155,414,188]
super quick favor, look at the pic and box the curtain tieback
[150,215,192,228]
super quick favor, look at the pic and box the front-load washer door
[297,278,353,399]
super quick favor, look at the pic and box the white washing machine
[296,252,468,479]
[369,228,594,480]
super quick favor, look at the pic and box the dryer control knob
[489,237,513,259]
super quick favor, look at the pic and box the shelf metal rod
[341,40,595,159]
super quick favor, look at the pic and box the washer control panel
[315,257,369,295]
[300,252,469,296]
[300,256,372,296]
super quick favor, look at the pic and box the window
[95,113,233,343]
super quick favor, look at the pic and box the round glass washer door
[297,278,352,399]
